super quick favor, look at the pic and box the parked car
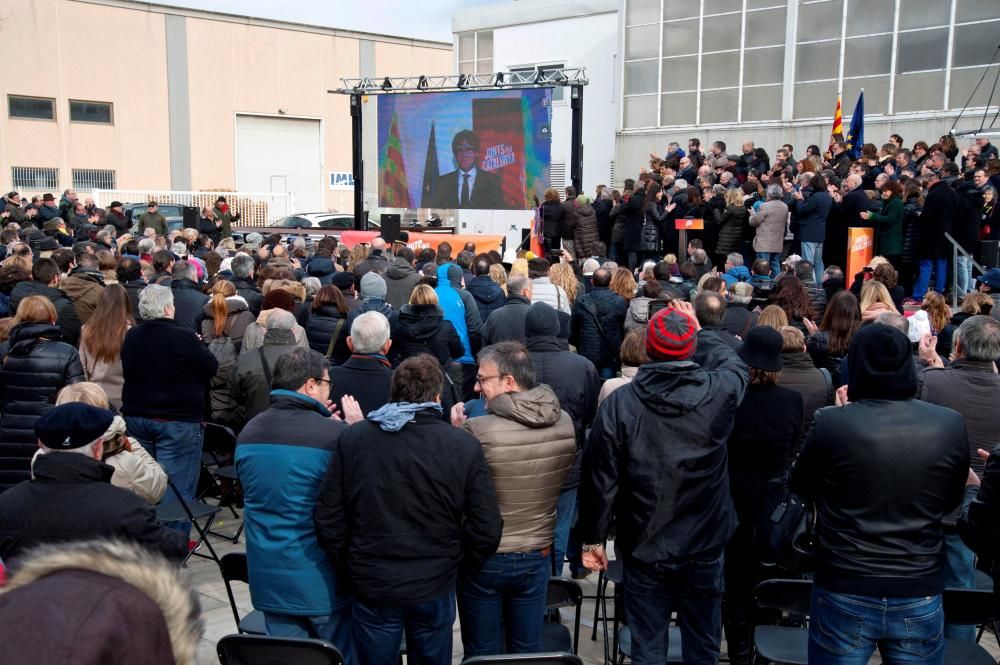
[269,213,358,230]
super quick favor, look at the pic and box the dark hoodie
[525,302,599,491]
[391,303,465,367]
[384,257,421,310]
[465,275,505,323]
[306,256,338,286]
[579,330,748,562]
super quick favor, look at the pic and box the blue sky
[156,0,497,42]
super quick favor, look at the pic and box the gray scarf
[367,402,442,432]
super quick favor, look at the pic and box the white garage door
[235,115,322,212]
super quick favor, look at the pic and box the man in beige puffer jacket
[451,340,576,658]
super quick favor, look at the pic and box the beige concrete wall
[0,0,172,196]
[0,0,452,213]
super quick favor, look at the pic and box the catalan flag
[379,112,411,208]
[832,93,843,136]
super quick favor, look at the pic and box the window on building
[8,95,55,121]
[457,30,493,76]
[11,167,59,190]
[72,169,116,190]
[69,100,113,124]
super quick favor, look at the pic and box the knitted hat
[646,307,698,361]
[525,302,560,338]
[847,324,917,402]
[360,271,387,299]
[331,271,356,292]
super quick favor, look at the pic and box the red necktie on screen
[461,173,470,207]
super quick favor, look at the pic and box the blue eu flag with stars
[845,91,864,159]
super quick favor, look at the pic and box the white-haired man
[328,311,393,416]
[0,402,187,561]
[121,285,218,534]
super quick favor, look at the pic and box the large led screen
[377,88,552,210]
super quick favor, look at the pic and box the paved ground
[187,511,1000,665]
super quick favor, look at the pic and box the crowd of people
[0,131,998,665]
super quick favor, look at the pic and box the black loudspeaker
[380,214,401,243]
[977,241,1000,269]
[182,206,199,229]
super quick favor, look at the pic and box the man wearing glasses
[425,130,506,210]
[451,341,576,658]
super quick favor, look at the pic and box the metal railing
[944,232,986,309]
[90,189,295,226]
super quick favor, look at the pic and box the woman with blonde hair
[609,267,637,302]
[488,263,508,294]
[50,382,166,504]
[393,284,464,368]
[510,258,529,278]
[549,262,581,306]
[347,244,369,272]
[79,284,133,410]
[756,305,789,330]
[922,291,956,356]
[0,296,84,488]
[859,280,899,321]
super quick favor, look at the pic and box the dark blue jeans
[265,606,354,665]
[553,488,576,575]
[913,258,947,299]
[809,585,944,665]
[124,416,204,535]
[352,591,455,665]
[458,550,550,657]
[622,550,725,665]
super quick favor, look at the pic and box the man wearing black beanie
[789,323,971,664]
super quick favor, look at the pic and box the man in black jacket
[579,303,748,664]
[231,253,263,316]
[789,325,969,663]
[117,258,146,322]
[0,403,187,562]
[570,268,626,379]
[314,355,502,665]
[481,275,533,346]
[328,311,392,417]
[911,170,958,301]
[170,261,209,332]
[8,258,82,346]
[525,302,599,578]
[121,285,218,534]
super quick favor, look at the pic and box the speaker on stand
[380,214,401,243]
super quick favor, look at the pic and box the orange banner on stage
[675,218,705,230]
[846,227,875,280]
[339,230,505,254]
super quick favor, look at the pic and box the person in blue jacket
[235,348,364,662]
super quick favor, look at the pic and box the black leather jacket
[790,398,969,597]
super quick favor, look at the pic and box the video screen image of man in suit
[426,130,505,210]
[375,88,552,211]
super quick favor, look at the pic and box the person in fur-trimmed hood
[0,539,203,665]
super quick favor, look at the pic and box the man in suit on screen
[425,130,506,210]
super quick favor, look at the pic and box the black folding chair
[614,624,683,664]
[219,552,266,635]
[591,557,623,665]
[217,633,344,665]
[156,478,221,566]
[544,577,583,654]
[461,653,582,665]
[751,579,812,665]
[942,587,999,665]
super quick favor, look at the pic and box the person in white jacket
[528,257,571,314]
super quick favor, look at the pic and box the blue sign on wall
[330,172,355,189]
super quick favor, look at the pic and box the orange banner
[339,230,505,254]
[846,226,874,280]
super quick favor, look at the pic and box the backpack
[207,335,239,382]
